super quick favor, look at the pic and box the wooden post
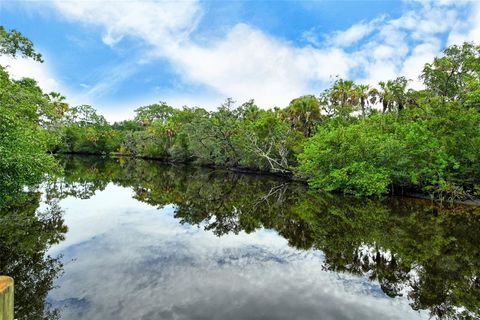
[0,276,13,320]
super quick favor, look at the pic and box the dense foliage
[49,44,480,199]
[0,28,63,202]
[0,28,68,319]
[298,43,480,197]
[1,25,480,199]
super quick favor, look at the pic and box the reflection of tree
[297,196,480,320]
[55,155,480,319]
[44,155,112,200]
[0,193,67,320]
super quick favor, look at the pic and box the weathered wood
[0,276,13,320]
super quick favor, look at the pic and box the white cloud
[52,0,202,49]
[4,0,480,118]
[50,0,479,108]
[85,62,139,97]
[324,17,384,48]
[346,0,468,87]
[400,41,441,88]
[168,24,354,107]
[447,1,480,45]
[302,28,322,47]
[0,55,61,93]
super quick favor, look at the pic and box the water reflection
[2,155,479,319]
[0,192,67,320]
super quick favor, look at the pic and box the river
[1,155,478,319]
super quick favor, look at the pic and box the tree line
[1,26,480,200]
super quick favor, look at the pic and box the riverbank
[55,153,480,206]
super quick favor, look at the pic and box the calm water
[1,156,479,320]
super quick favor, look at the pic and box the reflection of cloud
[48,184,427,320]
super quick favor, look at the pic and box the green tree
[134,102,174,126]
[0,69,58,199]
[239,109,300,172]
[0,26,58,200]
[355,84,378,117]
[378,77,413,113]
[421,42,480,107]
[0,26,43,62]
[319,78,361,121]
[283,95,321,137]
[59,105,118,154]
[184,99,241,166]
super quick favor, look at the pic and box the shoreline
[55,152,480,206]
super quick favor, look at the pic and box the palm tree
[378,81,393,113]
[390,77,409,112]
[331,79,357,108]
[284,95,321,137]
[327,79,360,118]
[379,77,411,113]
[355,84,377,118]
[47,91,69,117]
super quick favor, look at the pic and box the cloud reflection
[47,184,427,320]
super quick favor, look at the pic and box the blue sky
[1,0,479,121]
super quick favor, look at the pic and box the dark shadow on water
[0,192,67,320]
